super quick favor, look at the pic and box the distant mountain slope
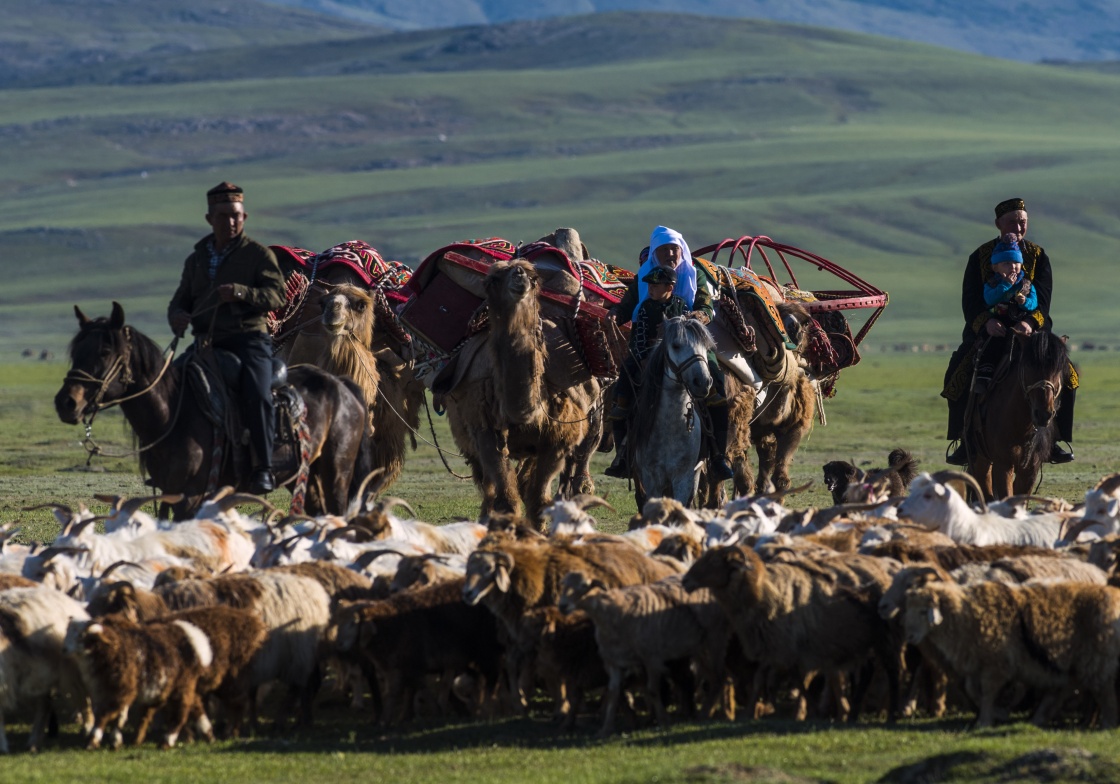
[0,0,385,86]
[265,0,1120,62]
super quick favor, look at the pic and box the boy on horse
[167,182,287,494]
[606,226,734,482]
[942,197,1076,465]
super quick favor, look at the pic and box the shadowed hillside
[265,0,1120,62]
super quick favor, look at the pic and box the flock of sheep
[3,461,1120,752]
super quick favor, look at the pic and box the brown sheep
[65,614,211,749]
[682,546,901,723]
[558,573,733,737]
[331,578,502,725]
[901,572,1120,728]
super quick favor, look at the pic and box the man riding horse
[167,182,287,494]
[943,197,1076,466]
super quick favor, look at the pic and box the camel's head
[486,260,540,310]
[320,283,375,340]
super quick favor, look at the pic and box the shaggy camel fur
[444,260,600,525]
[310,283,422,490]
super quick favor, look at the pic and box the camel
[701,298,815,500]
[443,260,601,525]
[314,283,423,490]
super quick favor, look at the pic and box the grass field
[1,352,1120,780]
[4,9,1120,780]
[3,14,1120,354]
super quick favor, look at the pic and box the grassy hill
[3,12,1120,357]
[264,0,1120,62]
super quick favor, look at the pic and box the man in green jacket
[168,182,286,494]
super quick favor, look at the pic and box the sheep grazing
[153,571,331,729]
[898,471,1063,547]
[558,573,732,737]
[0,587,91,753]
[899,570,1120,728]
[331,578,502,725]
[682,545,901,723]
[65,614,213,749]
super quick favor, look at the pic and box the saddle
[176,344,305,481]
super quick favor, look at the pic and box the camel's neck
[488,303,545,426]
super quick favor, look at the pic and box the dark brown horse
[55,303,369,519]
[965,330,1070,500]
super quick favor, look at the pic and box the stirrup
[1048,442,1074,464]
[604,457,629,479]
[945,441,968,466]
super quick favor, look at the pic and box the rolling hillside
[3,12,1120,356]
[266,0,1120,62]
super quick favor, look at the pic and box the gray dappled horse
[628,317,714,507]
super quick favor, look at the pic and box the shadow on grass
[221,708,979,756]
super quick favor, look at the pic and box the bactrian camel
[443,260,601,525]
[315,283,422,491]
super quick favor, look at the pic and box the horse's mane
[1022,329,1069,380]
[70,316,169,382]
[629,317,714,460]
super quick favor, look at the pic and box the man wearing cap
[168,182,287,494]
[942,197,1076,465]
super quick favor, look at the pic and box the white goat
[898,472,1062,548]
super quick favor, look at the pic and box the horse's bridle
[1020,364,1062,428]
[62,326,136,418]
[665,351,707,384]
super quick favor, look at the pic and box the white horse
[628,317,714,507]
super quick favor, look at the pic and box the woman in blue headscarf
[605,226,734,483]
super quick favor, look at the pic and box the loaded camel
[313,283,423,491]
[443,260,601,526]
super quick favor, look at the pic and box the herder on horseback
[167,182,287,494]
[942,197,1076,466]
[605,225,735,483]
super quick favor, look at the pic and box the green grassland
[4,11,1120,780]
[3,14,1120,355]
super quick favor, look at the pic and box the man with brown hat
[941,197,1076,465]
[168,182,287,494]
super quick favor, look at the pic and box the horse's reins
[64,328,183,460]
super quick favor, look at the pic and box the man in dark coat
[942,197,1075,465]
[168,182,287,493]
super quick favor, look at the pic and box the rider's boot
[971,364,994,398]
[707,400,735,483]
[604,403,630,479]
[1049,385,1075,463]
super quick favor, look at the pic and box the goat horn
[213,492,276,514]
[116,494,184,518]
[571,494,616,513]
[761,480,814,502]
[71,517,104,537]
[345,468,387,518]
[928,470,988,514]
[93,494,125,512]
[1061,516,1106,543]
[325,525,374,544]
[38,545,90,561]
[208,486,237,503]
[378,496,417,519]
[1094,473,1120,496]
[99,560,143,580]
[352,548,410,569]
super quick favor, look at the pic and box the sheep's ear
[1106,499,1119,519]
[927,602,943,627]
[589,578,608,592]
[87,623,104,638]
[494,562,511,594]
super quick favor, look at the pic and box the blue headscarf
[633,226,698,322]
